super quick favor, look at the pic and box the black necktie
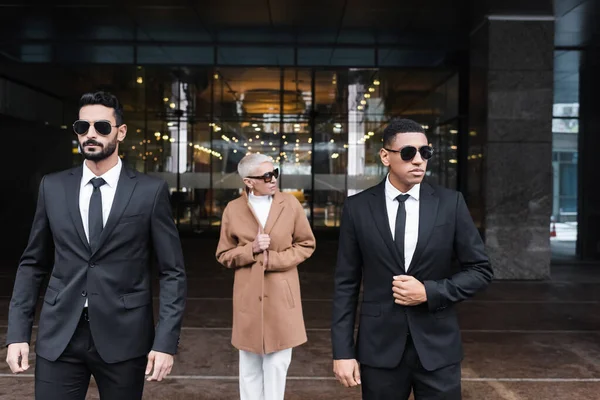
[89,177,106,249]
[394,194,410,265]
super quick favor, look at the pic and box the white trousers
[239,348,293,400]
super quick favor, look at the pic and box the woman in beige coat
[216,153,316,400]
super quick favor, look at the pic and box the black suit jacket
[331,179,493,371]
[6,165,187,364]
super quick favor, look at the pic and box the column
[578,49,600,260]
[469,16,554,279]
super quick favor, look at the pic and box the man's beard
[79,136,118,161]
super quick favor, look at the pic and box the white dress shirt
[385,175,420,271]
[79,158,122,306]
[248,191,273,228]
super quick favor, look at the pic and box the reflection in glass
[69,65,460,231]
[552,118,578,133]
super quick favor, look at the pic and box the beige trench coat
[215,190,316,354]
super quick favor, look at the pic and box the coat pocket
[281,280,295,309]
[359,302,381,317]
[118,213,143,225]
[433,306,453,319]
[43,286,59,305]
[121,290,151,309]
[238,289,248,313]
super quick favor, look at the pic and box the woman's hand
[253,227,270,254]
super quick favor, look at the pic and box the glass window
[41,64,461,232]
[552,118,578,133]
[551,50,579,256]
[553,103,579,117]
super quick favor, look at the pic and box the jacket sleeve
[7,176,53,345]
[265,198,316,272]
[423,192,494,312]
[150,181,187,355]
[331,197,363,359]
[215,205,256,269]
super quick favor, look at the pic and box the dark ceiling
[0,0,595,108]
[1,0,593,50]
[0,0,470,46]
[0,0,594,55]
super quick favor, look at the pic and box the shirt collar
[385,173,421,201]
[81,158,122,188]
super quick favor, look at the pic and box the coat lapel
[263,192,285,234]
[90,167,137,256]
[407,182,439,272]
[66,166,91,253]
[368,180,404,271]
[244,190,285,234]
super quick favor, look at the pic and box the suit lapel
[407,182,438,272]
[90,167,137,256]
[368,181,404,271]
[66,166,91,253]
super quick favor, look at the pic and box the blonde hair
[237,153,272,178]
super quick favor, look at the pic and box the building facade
[2,0,597,278]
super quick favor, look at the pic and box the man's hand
[6,343,30,374]
[146,351,174,382]
[392,275,427,306]
[333,359,361,387]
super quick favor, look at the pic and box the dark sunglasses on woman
[384,145,434,161]
[246,168,279,183]
[73,120,120,136]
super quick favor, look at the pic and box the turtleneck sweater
[248,191,273,228]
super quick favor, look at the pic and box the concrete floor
[1,237,599,399]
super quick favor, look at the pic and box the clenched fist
[333,359,361,387]
[6,343,30,374]
[253,227,270,254]
[392,275,427,306]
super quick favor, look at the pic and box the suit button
[89,263,95,268]
[81,290,87,297]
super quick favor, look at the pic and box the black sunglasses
[246,168,279,183]
[73,120,120,136]
[384,145,434,161]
